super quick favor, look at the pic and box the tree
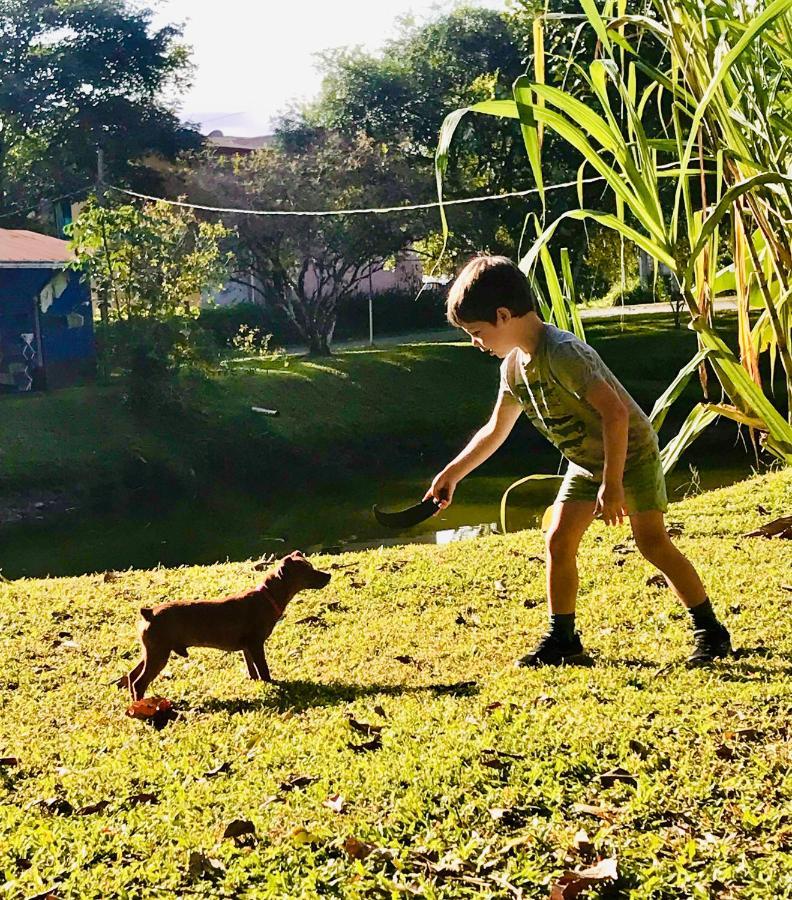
[68,199,231,390]
[282,6,534,267]
[0,0,200,224]
[182,133,424,355]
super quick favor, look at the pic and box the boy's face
[461,308,519,359]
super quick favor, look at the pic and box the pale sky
[150,0,507,136]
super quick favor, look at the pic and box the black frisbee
[372,496,442,529]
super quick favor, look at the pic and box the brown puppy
[126,551,331,700]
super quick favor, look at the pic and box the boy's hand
[424,469,457,510]
[596,482,628,526]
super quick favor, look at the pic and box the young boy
[425,255,731,666]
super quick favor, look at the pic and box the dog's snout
[313,569,332,589]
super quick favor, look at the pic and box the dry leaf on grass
[125,792,158,807]
[125,697,177,730]
[373,704,387,718]
[296,615,327,627]
[343,836,375,859]
[0,756,19,767]
[77,800,110,816]
[222,819,256,841]
[595,767,637,789]
[395,654,415,665]
[347,716,383,737]
[571,803,621,822]
[203,761,232,778]
[744,515,792,539]
[349,735,383,753]
[646,574,667,588]
[550,857,619,899]
[188,850,225,880]
[34,797,73,816]
[279,773,317,792]
[323,793,346,813]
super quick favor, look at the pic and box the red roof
[0,228,74,266]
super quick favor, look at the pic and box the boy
[425,255,731,666]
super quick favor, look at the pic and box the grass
[1,468,791,898]
[0,315,764,506]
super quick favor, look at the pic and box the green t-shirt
[499,324,659,478]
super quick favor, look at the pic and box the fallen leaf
[204,761,232,778]
[222,819,256,840]
[666,522,684,536]
[494,580,507,594]
[103,571,118,583]
[485,701,503,712]
[290,825,320,846]
[611,543,634,555]
[323,793,346,813]
[343,836,375,859]
[571,803,621,822]
[77,800,110,816]
[534,693,556,707]
[125,696,177,730]
[0,756,19,767]
[349,735,382,753]
[26,889,60,900]
[373,704,387,718]
[347,716,383,737]
[550,857,619,899]
[781,585,792,593]
[596,767,637,789]
[724,728,763,742]
[646,574,667,588]
[35,797,73,816]
[126,792,159,807]
[279,773,317,792]
[571,829,594,858]
[327,601,345,612]
[489,805,548,827]
[253,554,276,571]
[432,680,477,696]
[628,739,651,759]
[756,504,770,516]
[744,515,792,539]
[716,744,737,761]
[188,850,225,880]
[296,615,327,627]
[395,654,415,665]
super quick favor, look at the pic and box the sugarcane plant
[436,0,792,494]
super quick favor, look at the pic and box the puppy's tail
[139,607,154,622]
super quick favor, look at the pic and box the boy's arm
[425,391,522,508]
[585,379,629,525]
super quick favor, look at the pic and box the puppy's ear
[291,550,306,559]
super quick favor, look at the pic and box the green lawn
[1,468,790,898]
[0,314,765,505]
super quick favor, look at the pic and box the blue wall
[0,267,95,392]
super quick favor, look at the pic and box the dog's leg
[242,648,259,680]
[131,648,171,701]
[122,659,146,694]
[246,644,272,682]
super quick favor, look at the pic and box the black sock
[550,613,576,641]
[688,598,720,631]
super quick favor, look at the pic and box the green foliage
[436,0,792,469]
[68,199,231,409]
[186,133,422,355]
[68,199,231,324]
[1,470,791,896]
[0,0,199,220]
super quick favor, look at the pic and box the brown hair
[446,255,536,327]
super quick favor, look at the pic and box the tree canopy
[0,0,200,224]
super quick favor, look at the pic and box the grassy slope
[0,315,753,501]
[1,468,790,898]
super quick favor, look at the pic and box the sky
[150,0,507,137]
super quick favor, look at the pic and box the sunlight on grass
[1,470,790,896]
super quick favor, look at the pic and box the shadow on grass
[193,678,480,714]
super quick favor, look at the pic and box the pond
[0,453,760,580]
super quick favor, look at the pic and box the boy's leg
[629,510,731,662]
[516,500,596,667]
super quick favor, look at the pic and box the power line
[107,175,605,217]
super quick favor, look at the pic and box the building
[0,229,95,393]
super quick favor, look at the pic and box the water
[0,460,758,580]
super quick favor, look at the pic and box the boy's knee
[545,527,579,560]
[634,531,674,565]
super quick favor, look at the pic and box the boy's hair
[446,255,536,327]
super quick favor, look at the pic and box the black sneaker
[515,631,593,668]
[688,624,732,665]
